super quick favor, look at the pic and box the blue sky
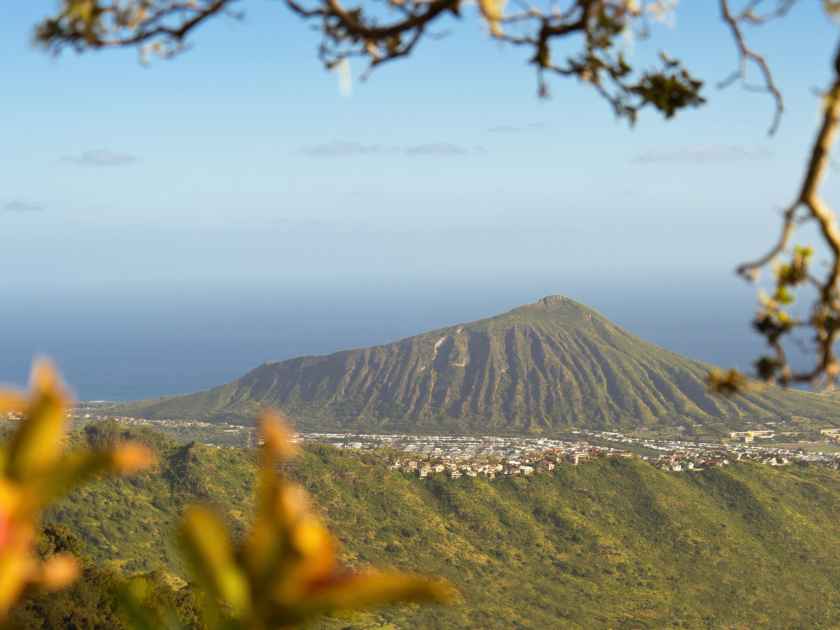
[0,2,838,396]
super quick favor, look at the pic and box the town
[55,402,840,480]
[305,429,840,478]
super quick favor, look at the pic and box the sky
[0,2,839,398]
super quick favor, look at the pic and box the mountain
[126,295,840,434]
[34,429,840,629]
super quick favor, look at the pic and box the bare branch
[718,0,787,135]
[736,205,802,281]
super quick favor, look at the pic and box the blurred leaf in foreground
[145,409,457,629]
[0,359,156,618]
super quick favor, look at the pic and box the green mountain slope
[127,296,840,434]
[40,429,840,629]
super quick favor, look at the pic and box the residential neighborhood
[8,402,833,480]
[62,402,840,479]
[310,429,840,478]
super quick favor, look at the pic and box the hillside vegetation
[29,427,840,629]
[128,296,840,435]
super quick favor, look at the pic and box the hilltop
[126,296,840,435]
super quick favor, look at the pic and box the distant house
[567,453,587,465]
[729,430,774,443]
[764,456,790,467]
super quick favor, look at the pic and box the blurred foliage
[0,360,155,621]
[706,368,752,396]
[0,366,451,628]
[121,409,453,629]
[34,0,233,58]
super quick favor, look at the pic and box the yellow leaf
[272,514,339,603]
[179,506,251,617]
[0,391,27,415]
[29,359,63,397]
[278,484,309,524]
[7,361,71,479]
[26,454,107,511]
[277,570,456,622]
[478,0,507,36]
[110,442,156,475]
[259,409,299,460]
[38,553,79,592]
[291,516,336,577]
[0,552,36,616]
[242,518,280,581]
[0,480,23,520]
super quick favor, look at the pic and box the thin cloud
[631,144,773,164]
[300,141,484,158]
[3,200,44,213]
[404,143,470,156]
[62,149,138,167]
[300,142,395,158]
[487,122,547,133]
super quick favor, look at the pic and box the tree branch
[718,0,787,135]
[733,40,840,387]
[35,0,237,57]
